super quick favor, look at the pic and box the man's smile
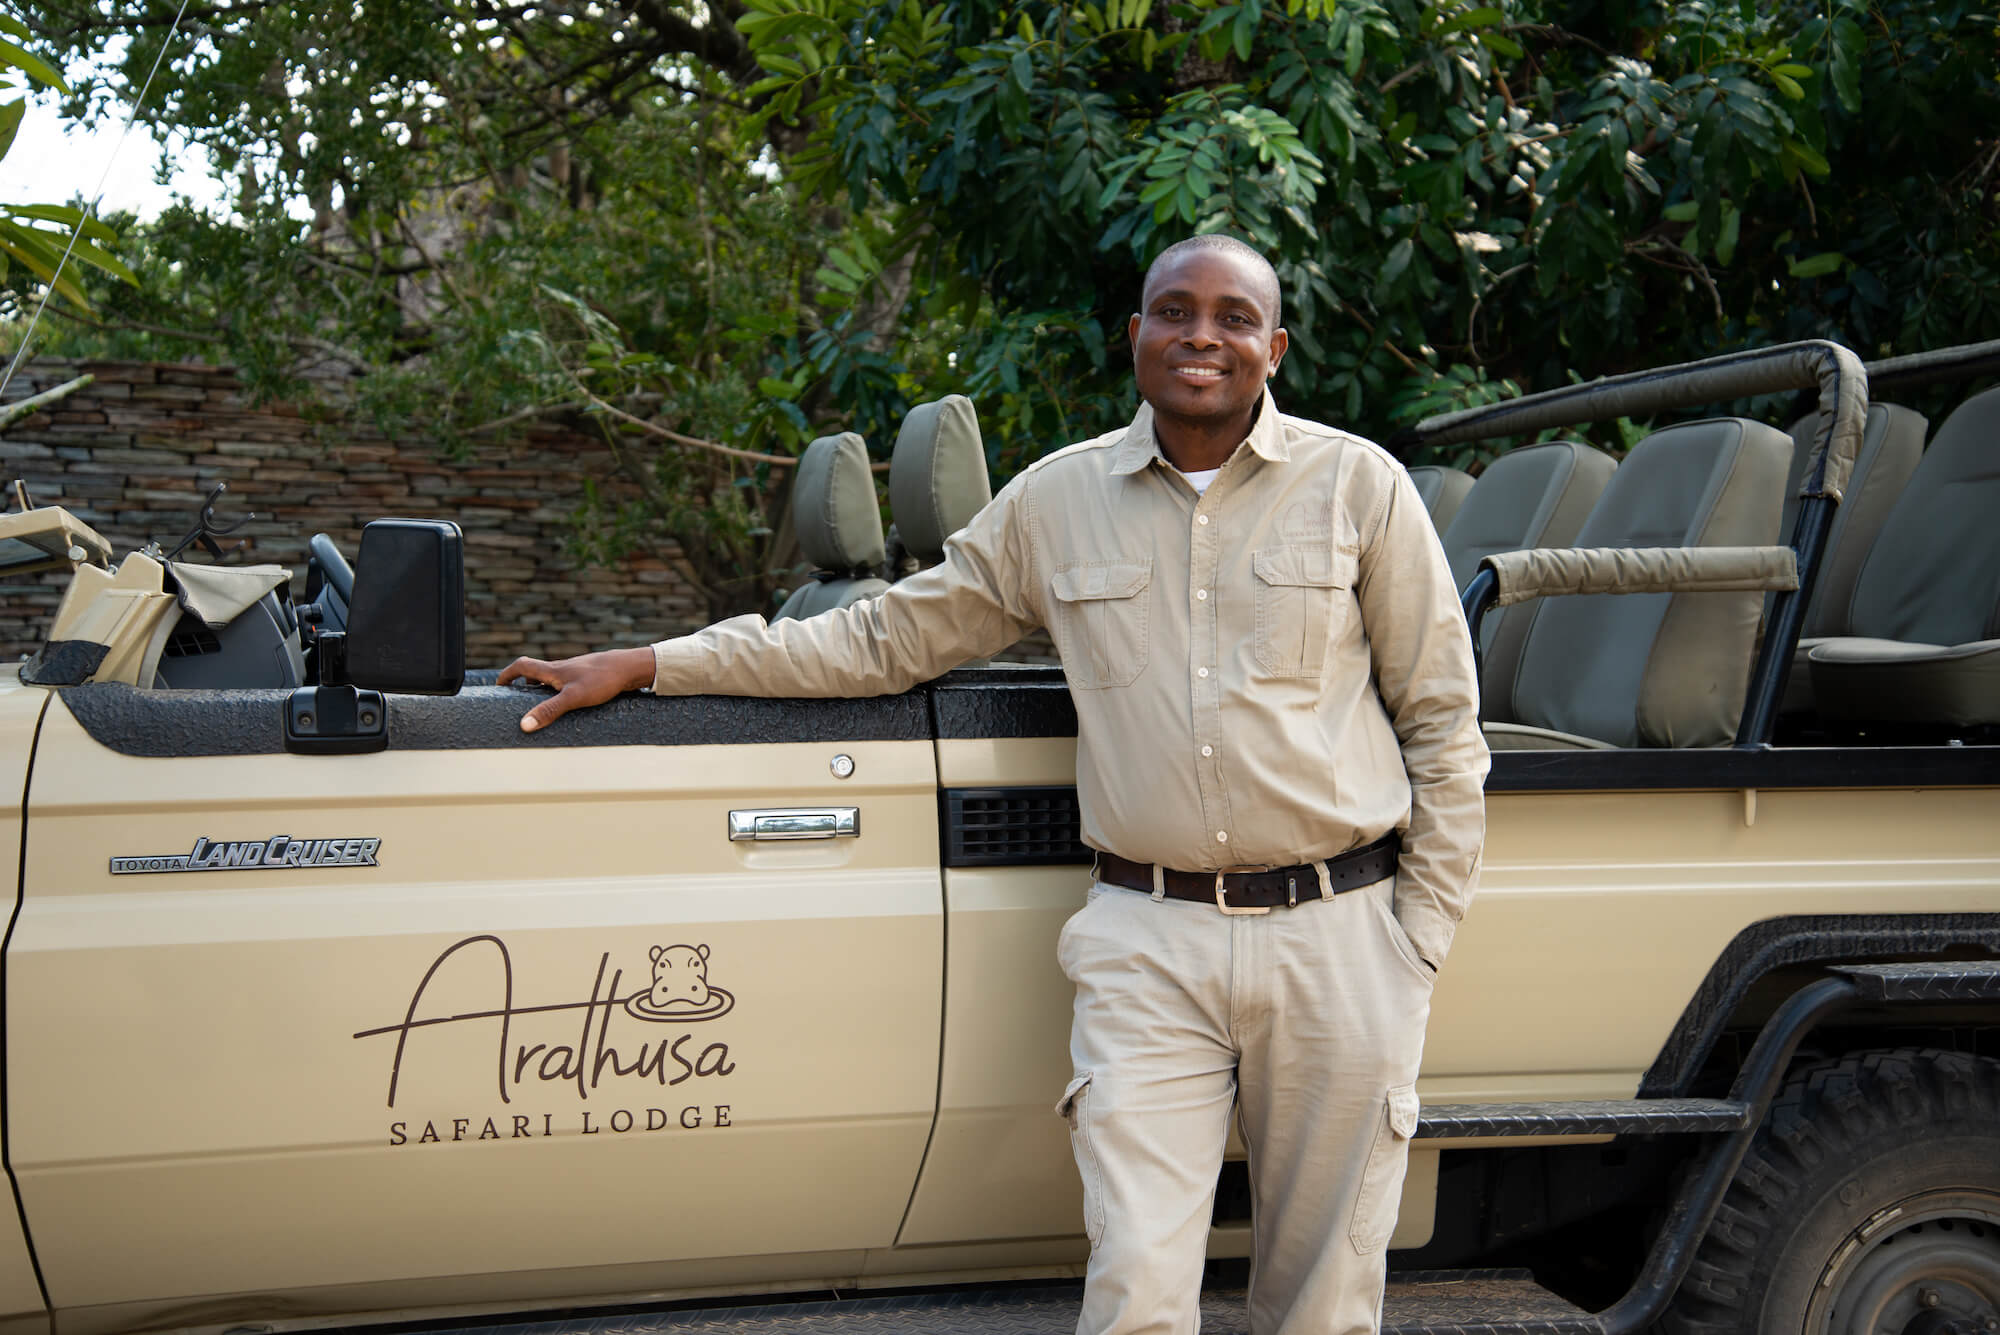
[1172,364,1230,382]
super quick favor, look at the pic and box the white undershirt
[1179,466,1222,496]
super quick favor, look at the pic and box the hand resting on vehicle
[498,647,656,732]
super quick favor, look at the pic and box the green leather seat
[1807,387,2000,729]
[1483,418,1791,750]
[1773,403,1927,715]
[1438,440,1616,724]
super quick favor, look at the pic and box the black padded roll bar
[1390,339,1870,748]
[1864,337,2000,396]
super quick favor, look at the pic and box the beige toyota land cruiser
[0,339,1990,1335]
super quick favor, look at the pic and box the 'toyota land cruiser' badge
[109,835,381,874]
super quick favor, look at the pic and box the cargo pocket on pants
[1348,1082,1420,1254]
[1056,1072,1105,1247]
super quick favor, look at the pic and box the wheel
[1662,1047,2000,1335]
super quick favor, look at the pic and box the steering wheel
[310,533,355,603]
[304,533,354,635]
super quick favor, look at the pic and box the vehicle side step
[1833,960,2000,1001]
[1414,1097,1751,1139]
[1385,1269,1594,1330]
[366,1273,1595,1335]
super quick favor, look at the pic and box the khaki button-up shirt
[653,392,1489,964]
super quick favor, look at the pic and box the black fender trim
[1414,963,2000,1333]
[1638,913,2000,1098]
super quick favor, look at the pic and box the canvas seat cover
[1486,417,1791,750]
[1408,465,1474,533]
[889,395,992,564]
[773,432,890,621]
[1773,402,1926,714]
[1808,386,2000,727]
[1438,440,1616,724]
[22,552,179,686]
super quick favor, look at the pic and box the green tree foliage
[26,0,890,618]
[17,0,2000,610]
[0,13,134,318]
[743,0,2000,465]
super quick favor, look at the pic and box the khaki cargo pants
[1055,875,1433,1335]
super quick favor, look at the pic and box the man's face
[1127,249,1288,432]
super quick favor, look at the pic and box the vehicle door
[6,683,943,1315]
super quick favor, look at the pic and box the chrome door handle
[727,807,860,841]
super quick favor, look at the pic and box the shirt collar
[1108,388,1291,477]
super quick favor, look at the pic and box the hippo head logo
[648,943,711,1008]
[625,942,734,1022]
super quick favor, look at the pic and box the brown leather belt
[1094,833,1400,915]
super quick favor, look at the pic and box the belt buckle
[1214,866,1274,915]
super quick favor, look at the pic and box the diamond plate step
[400,1273,1592,1335]
[1384,1270,1593,1330]
[1833,960,2000,1002]
[1414,1097,1751,1139]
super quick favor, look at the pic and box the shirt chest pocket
[1253,544,1356,679]
[1050,559,1152,689]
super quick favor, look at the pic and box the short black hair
[1142,235,1283,329]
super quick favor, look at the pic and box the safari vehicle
[0,338,1991,1335]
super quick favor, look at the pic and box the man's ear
[1127,312,1142,354]
[1267,327,1290,378]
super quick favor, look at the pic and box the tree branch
[1627,240,1725,325]
[1379,60,1427,93]
[50,0,276,36]
[626,0,760,85]
[0,374,95,434]
[40,303,226,344]
[465,401,582,434]
[1501,23,1617,61]
[41,301,376,370]
[1337,302,1424,374]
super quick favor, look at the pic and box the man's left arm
[1355,466,1491,970]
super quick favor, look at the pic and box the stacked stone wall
[0,359,705,666]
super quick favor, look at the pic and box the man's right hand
[498,646,657,733]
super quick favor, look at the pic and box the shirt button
[1201,745,1213,757]
[1216,831,1229,843]
[1196,589,1208,600]
[1197,667,1209,678]
[1197,514,1210,526]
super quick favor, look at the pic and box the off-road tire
[1660,1047,2000,1335]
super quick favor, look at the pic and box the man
[500,235,1488,1335]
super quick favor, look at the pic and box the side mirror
[347,519,465,695]
[285,519,464,755]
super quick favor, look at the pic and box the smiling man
[501,235,1488,1335]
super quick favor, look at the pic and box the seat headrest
[1408,465,1474,532]
[1439,439,1616,590]
[890,396,992,562]
[793,432,885,573]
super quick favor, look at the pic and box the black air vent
[163,621,223,658]
[943,786,1092,867]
